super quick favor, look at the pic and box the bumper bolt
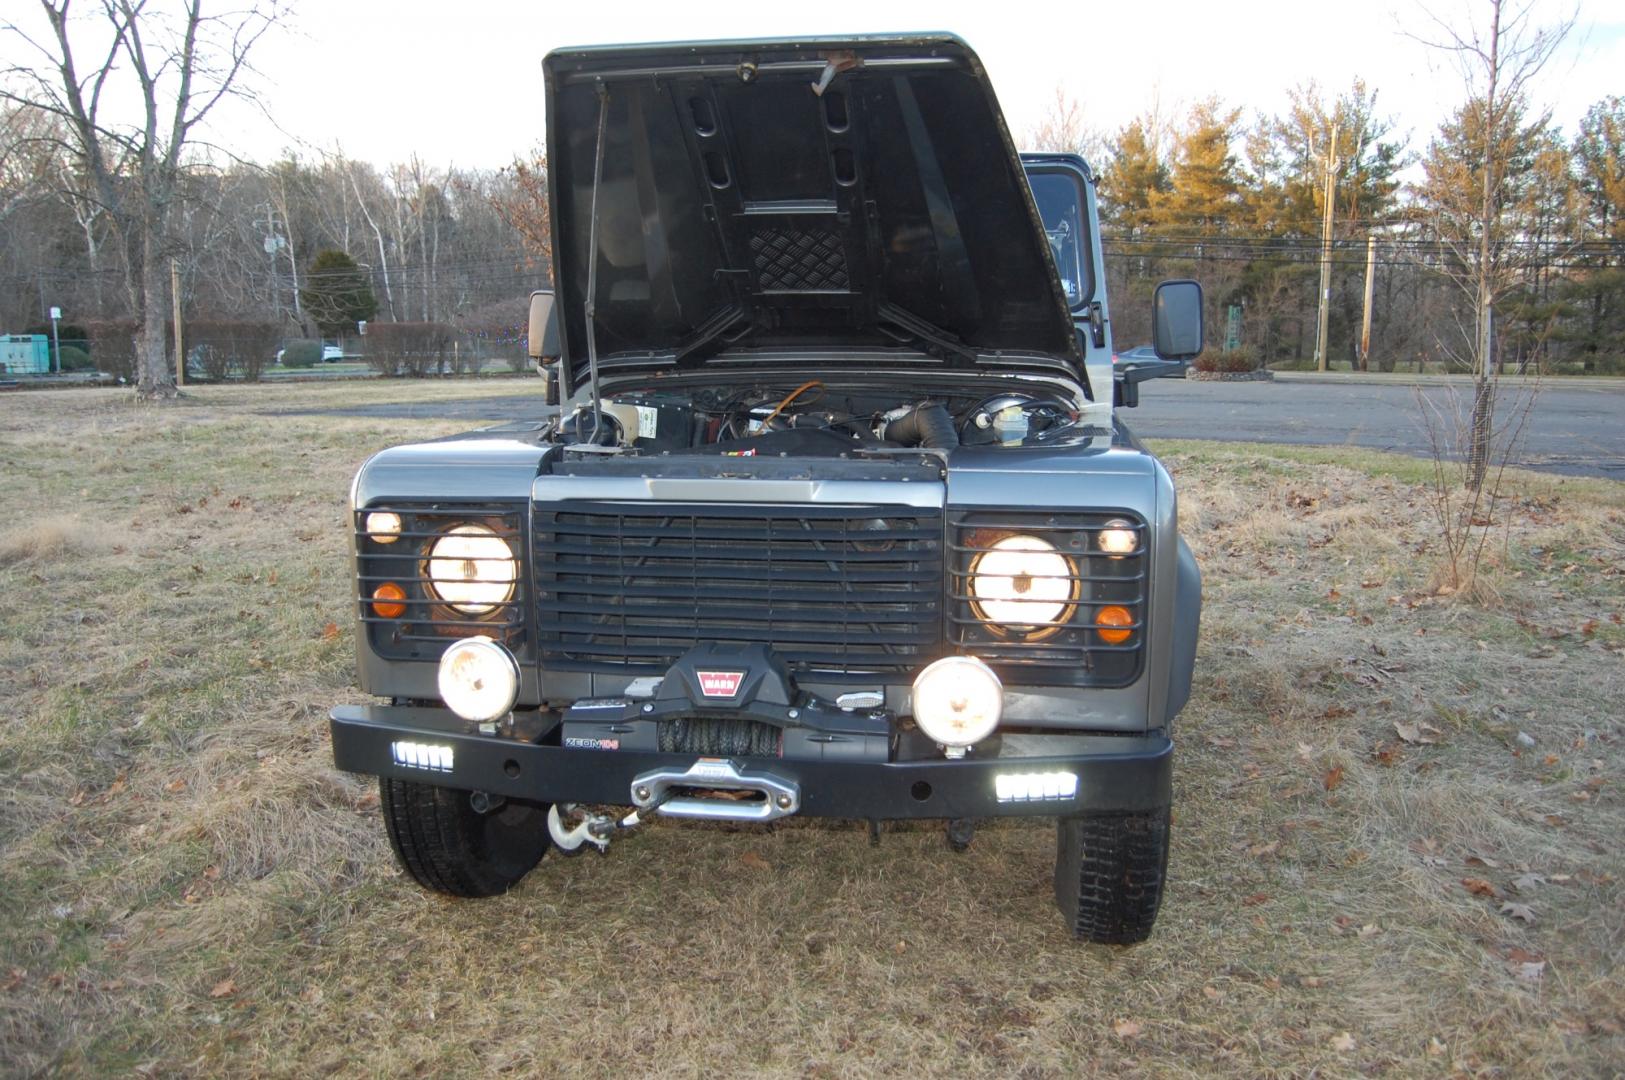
[776,793,793,810]
[787,708,799,720]
[634,785,651,802]
[641,703,654,714]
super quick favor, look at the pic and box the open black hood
[543,34,1083,391]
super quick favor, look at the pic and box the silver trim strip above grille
[532,476,944,508]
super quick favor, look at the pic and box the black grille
[354,504,526,662]
[948,510,1147,687]
[533,502,942,684]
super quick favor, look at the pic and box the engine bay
[553,382,1086,457]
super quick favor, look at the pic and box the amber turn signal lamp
[372,582,407,618]
[1096,605,1133,644]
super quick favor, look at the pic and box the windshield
[1028,171,1089,308]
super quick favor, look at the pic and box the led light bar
[391,740,454,773]
[994,771,1079,803]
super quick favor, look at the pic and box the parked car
[274,344,346,364]
[327,34,1203,944]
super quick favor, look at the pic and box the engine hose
[881,403,959,449]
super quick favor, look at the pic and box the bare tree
[1410,0,1575,487]
[480,149,552,274]
[1025,85,1106,163]
[2,0,283,399]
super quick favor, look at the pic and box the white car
[274,344,347,364]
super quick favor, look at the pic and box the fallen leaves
[739,851,771,872]
[1323,766,1345,791]
[1329,1031,1357,1052]
[1394,721,1443,745]
[1505,947,1547,982]
[320,621,340,641]
[1499,902,1537,924]
[1461,878,1500,899]
[208,978,236,999]
[1111,1019,1143,1039]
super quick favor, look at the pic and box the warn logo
[696,670,745,698]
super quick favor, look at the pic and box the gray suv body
[329,34,1203,942]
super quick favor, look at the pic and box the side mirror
[527,290,561,361]
[1153,279,1204,361]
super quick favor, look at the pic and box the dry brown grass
[0,387,1621,1077]
[0,515,95,567]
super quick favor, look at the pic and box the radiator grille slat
[534,503,943,683]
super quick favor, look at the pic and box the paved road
[1128,376,1624,479]
[296,376,1625,480]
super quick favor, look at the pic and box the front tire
[1054,808,1170,944]
[380,779,552,897]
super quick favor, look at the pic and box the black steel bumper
[330,705,1171,820]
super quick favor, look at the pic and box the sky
[6,0,1623,170]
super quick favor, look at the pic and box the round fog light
[912,656,1002,749]
[437,636,520,722]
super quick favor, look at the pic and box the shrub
[280,339,323,368]
[1193,346,1258,374]
[80,319,142,381]
[365,322,456,377]
[188,320,280,381]
[57,345,93,372]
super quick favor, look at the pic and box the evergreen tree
[1561,97,1625,369]
[300,249,378,337]
[1153,99,1243,235]
[1099,117,1169,237]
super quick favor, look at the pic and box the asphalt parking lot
[290,375,1625,480]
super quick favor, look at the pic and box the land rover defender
[329,34,1203,943]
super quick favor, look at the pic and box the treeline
[3,84,1622,376]
[0,123,550,363]
[1051,86,1625,373]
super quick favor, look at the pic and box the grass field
[1,381,1621,1077]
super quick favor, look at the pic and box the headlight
[912,655,1002,752]
[438,636,520,722]
[425,524,516,614]
[969,534,1077,633]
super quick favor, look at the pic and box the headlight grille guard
[947,508,1147,687]
[353,502,527,662]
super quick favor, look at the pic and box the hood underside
[543,34,1083,391]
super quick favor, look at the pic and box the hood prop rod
[584,81,610,445]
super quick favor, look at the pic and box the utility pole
[171,258,186,388]
[1359,233,1377,372]
[1314,123,1340,373]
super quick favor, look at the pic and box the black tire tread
[1054,808,1170,944]
[380,778,549,898]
